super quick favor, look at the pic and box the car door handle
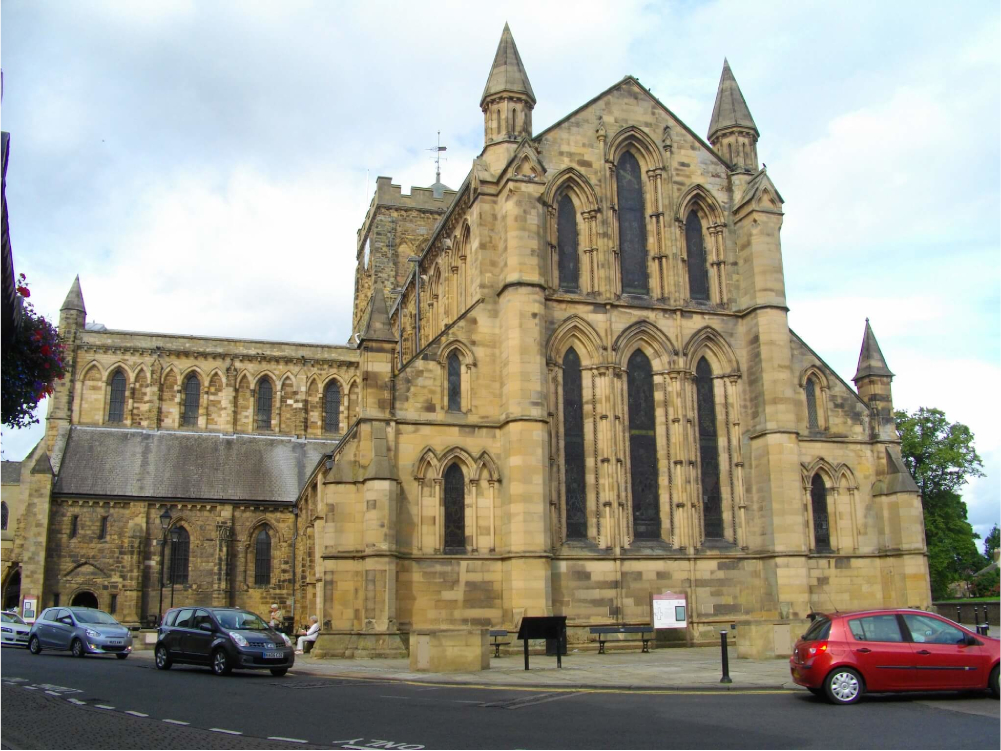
[916,649,931,655]
[855,648,871,653]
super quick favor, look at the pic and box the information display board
[651,591,687,630]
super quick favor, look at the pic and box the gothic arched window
[617,152,649,295]
[443,463,465,551]
[255,527,271,586]
[562,348,587,539]
[108,370,126,424]
[169,527,190,585]
[686,211,710,302]
[806,377,820,430]
[627,350,660,539]
[447,353,462,412]
[324,381,341,433]
[557,194,579,292]
[256,379,273,430]
[182,374,200,427]
[811,474,831,550]
[1,501,8,531]
[695,357,723,539]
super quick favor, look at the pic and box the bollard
[956,605,962,625]
[974,606,980,627]
[719,630,732,685]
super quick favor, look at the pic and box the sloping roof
[853,319,894,381]
[481,23,536,106]
[61,274,86,314]
[708,59,758,141]
[1,460,21,484]
[53,427,337,503]
[361,287,395,343]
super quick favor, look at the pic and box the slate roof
[53,427,337,503]
[1,460,21,485]
[853,319,894,381]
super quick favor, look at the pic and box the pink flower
[17,286,30,298]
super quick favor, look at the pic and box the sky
[1,0,998,543]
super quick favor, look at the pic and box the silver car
[28,607,133,659]
[1,610,31,647]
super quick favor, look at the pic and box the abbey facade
[1,25,930,658]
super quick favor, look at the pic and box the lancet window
[169,527,190,585]
[805,377,820,430]
[443,463,465,551]
[811,474,831,550]
[182,374,200,427]
[617,152,649,295]
[256,379,273,430]
[686,211,710,302]
[255,528,271,586]
[108,370,126,424]
[557,194,579,292]
[627,350,660,539]
[562,348,587,539]
[324,381,341,433]
[447,353,462,412]
[695,357,723,539]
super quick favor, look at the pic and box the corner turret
[480,24,535,172]
[708,59,759,173]
[59,274,86,332]
[853,319,896,440]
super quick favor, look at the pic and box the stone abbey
[1,25,931,658]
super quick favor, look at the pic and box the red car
[790,608,999,704]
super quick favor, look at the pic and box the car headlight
[281,633,292,647]
[229,632,248,647]
[1,627,11,633]
[85,629,100,639]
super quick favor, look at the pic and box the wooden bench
[489,629,511,658]
[589,626,654,654]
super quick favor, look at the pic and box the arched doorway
[71,590,99,609]
[2,568,21,611]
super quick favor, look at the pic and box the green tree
[894,407,985,600]
[985,524,1000,561]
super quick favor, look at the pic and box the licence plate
[265,650,283,659]
[107,640,123,645]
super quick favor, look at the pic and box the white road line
[125,710,149,717]
[68,698,86,705]
[268,737,308,744]
[23,686,38,691]
[163,719,189,726]
[95,704,115,710]
[209,728,242,735]
[45,690,60,696]
[454,700,480,703]
[379,695,411,699]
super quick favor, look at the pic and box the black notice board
[516,616,568,669]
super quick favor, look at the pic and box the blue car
[28,607,133,658]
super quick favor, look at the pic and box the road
[1,648,998,749]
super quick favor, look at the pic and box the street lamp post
[291,504,298,630]
[169,527,180,609]
[156,507,172,625]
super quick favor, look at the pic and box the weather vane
[427,131,447,184]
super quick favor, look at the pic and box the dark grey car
[28,607,133,658]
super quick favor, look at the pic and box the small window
[255,528,272,586]
[168,527,190,585]
[192,609,213,630]
[848,615,904,643]
[447,353,462,412]
[109,594,117,614]
[811,474,831,550]
[902,614,966,645]
[805,377,820,430]
[69,515,78,539]
[182,374,200,427]
[256,379,273,430]
[174,608,195,629]
[98,515,108,541]
[108,370,126,423]
[324,382,341,433]
[164,610,179,627]
[1,501,8,531]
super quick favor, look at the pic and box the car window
[848,615,905,642]
[192,610,213,630]
[71,609,118,625]
[802,617,831,641]
[174,609,195,628]
[2,612,26,625]
[41,609,59,622]
[164,610,179,627]
[903,614,966,645]
[57,612,75,626]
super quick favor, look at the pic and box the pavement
[129,644,798,691]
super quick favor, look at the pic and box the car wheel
[71,639,86,658]
[270,667,288,677]
[154,645,172,670]
[989,665,999,700]
[824,667,863,705]
[28,636,42,655]
[115,653,129,660]
[211,648,232,676]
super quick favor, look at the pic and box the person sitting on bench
[296,615,320,654]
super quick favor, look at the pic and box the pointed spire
[853,319,894,381]
[480,23,536,107]
[61,275,86,314]
[361,287,395,343]
[708,59,758,142]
